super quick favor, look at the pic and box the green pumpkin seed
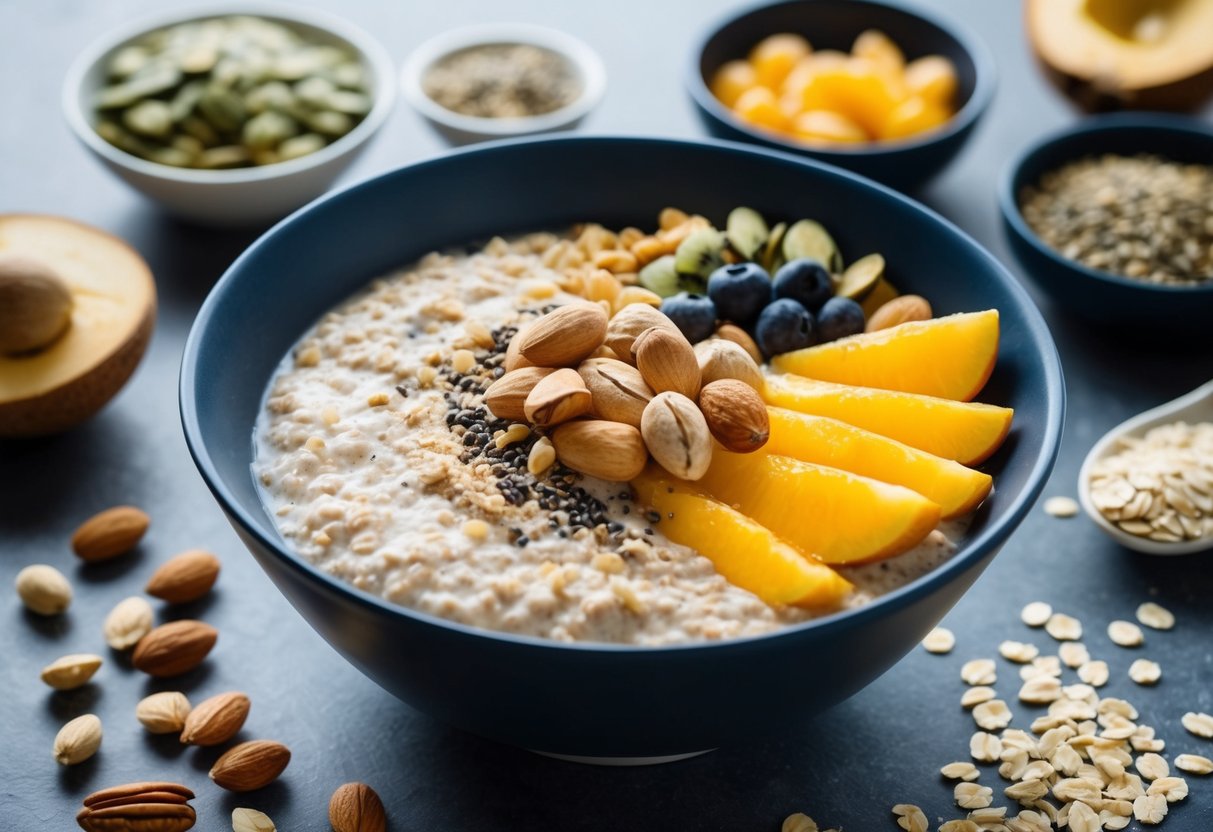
[96,121,149,157]
[108,45,150,79]
[169,80,205,122]
[242,110,298,150]
[196,145,251,169]
[304,110,353,137]
[782,219,843,273]
[837,253,885,300]
[123,100,173,139]
[97,65,181,109]
[170,134,204,156]
[726,207,769,261]
[147,147,195,167]
[278,132,327,161]
[760,221,788,273]
[294,76,336,107]
[244,81,295,114]
[180,115,219,146]
[197,87,246,132]
[332,62,365,89]
[326,90,372,116]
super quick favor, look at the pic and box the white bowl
[62,3,396,226]
[400,23,606,145]
[1078,378,1213,556]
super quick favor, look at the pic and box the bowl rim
[684,0,997,157]
[61,1,397,185]
[998,111,1213,296]
[179,134,1065,655]
[398,22,607,136]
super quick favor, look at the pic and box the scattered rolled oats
[973,700,1014,731]
[1018,676,1062,704]
[892,804,929,832]
[1077,661,1109,687]
[1100,813,1131,831]
[1136,602,1175,631]
[1108,620,1145,647]
[924,627,956,654]
[1133,793,1168,824]
[998,641,1039,663]
[1181,711,1213,738]
[1099,697,1139,719]
[1044,613,1082,641]
[1053,777,1101,804]
[1058,642,1090,668]
[1020,602,1052,627]
[939,821,979,832]
[1175,754,1213,775]
[961,659,997,686]
[1136,752,1170,781]
[1007,809,1050,832]
[1066,799,1100,832]
[966,806,1006,823]
[961,686,997,709]
[942,761,982,781]
[971,731,1004,763]
[1043,496,1079,517]
[1147,776,1188,802]
[1004,780,1049,803]
[954,782,994,809]
[1129,658,1162,685]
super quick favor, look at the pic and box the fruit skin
[771,310,1000,402]
[707,262,771,327]
[792,109,869,144]
[749,33,812,89]
[710,59,759,108]
[773,258,833,311]
[815,297,866,342]
[765,407,993,518]
[734,86,786,131]
[754,298,816,359]
[631,468,853,609]
[659,292,717,344]
[762,373,1014,466]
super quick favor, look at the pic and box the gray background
[2,0,1212,829]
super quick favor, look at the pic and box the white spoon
[1078,379,1213,556]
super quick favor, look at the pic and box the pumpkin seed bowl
[62,4,395,226]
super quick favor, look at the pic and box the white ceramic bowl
[1078,378,1213,556]
[400,23,606,145]
[62,4,396,226]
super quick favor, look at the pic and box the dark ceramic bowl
[181,136,1062,761]
[1000,113,1213,331]
[687,0,995,192]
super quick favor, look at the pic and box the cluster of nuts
[483,300,770,483]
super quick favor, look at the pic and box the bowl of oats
[1000,113,1213,332]
[181,135,1063,760]
[400,23,606,145]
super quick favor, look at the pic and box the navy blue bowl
[1000,113,1213,331]
[687,0,995,192]
[181,136,1062,760]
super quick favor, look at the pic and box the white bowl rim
[1077,378,1213,556]
[399,22,606,136]
[61,1,397,185]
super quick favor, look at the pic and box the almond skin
[131,620,217,678]
[145,550,221,604]
[54,713,102,765]
[180,691,249,746]
[41,653,103,691]
[866,294,932,332]
[210,740,291,792]
[640,392,713,480]
[14,563,72,615]
[634,326,701,400]
[578,357,653,427]
[604,303,680,364]
[483,367,555,421]
[698,379,770,453]
[516,302,608,366]
[713,323,763,364]
[136,691,192,734]
[71,505,150,562]
[551,420,648,482]
[523,368,592,427]
[329,782,387,832]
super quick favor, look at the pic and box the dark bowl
[686,0,995,192]
[180,136,1063,761]
[1000,113,1213,332]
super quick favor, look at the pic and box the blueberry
[773,258,833,312]
[707,262,772,327]
[816,297,866,342]
[754,298,816,358]
[660,292,717,344]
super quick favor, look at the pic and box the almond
[698,379,770,453]
[71,505,150,562]
[131,620,218,678]
[551,420,648,482]
[604,303,680,364]
[523,368,592,426]
[866,294,932,332]
[713,323,763,364]
[54,713,102,765]
[145,549,221,603]
[641,392,713,480]
[104,595,154,650]
[41,653,103,691]
[78,782,196,832]
[516,302,608,366]
[695,339,764,391]
[209,740,291,792]
[634,326,701,399]
[503,323,535,371]
[14,563,72,615]
[329,782,387,832]
[136,691,192,734]
[483,367,555,421]
[577,357,654,427]
[180,691,250,746]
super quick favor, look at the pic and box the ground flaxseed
[422,43,580,118]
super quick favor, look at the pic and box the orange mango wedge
[771,310,1000,401]
[694,449,941,565]
[762,373,1013,466]
[765,407,992,518]
[631,469,853,608]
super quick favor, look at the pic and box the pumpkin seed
[782,219,843,272]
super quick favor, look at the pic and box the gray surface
[2,1,1212,829]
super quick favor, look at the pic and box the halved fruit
[770,309,1000,401]
[765,407,992,518]
[632,469,853,608]
[762,373,1013,466]
[694,449,941,565]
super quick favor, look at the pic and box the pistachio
[866,295,932,332]
[695,339,764,391]
[14,563,72,615]
[551,420,649,482]
[634,326,701,399]
[604,303,680,364]
[698,379,770,453]
[136,691,193,734]
[54,714,103,765]
[577,358,654,428]
[104,595,154,650]
[41,653,103,691]
[641,392,713,481]
[517,302,608,366]
[523,368,593,427]
[483,367,555,421]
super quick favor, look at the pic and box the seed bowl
[62,3,396,226]
[1000,113,1213,333]
[686,0,995,192]
[181,136,1063,761]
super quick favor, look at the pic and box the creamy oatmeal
[255,231,965,645]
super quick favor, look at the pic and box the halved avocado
[1027,0,1213,111]
[0,215,156,437]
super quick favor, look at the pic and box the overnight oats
[255,207,1013,645]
